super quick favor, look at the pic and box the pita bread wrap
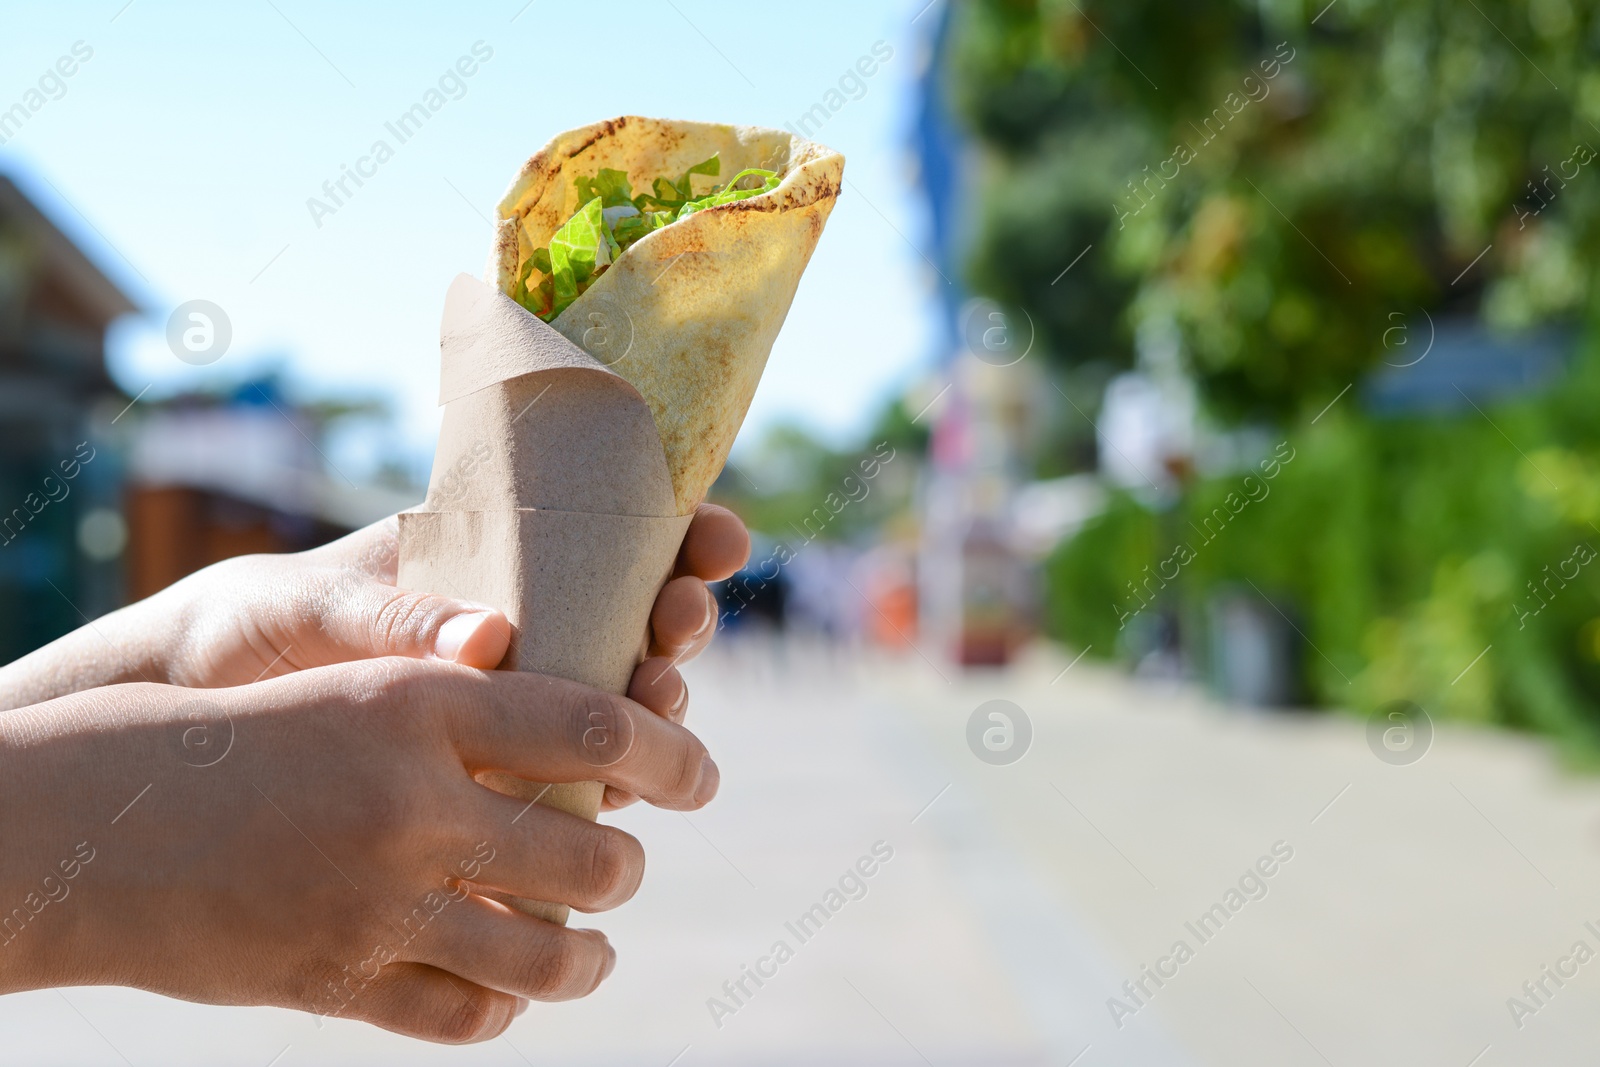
[491,115,844,514]
[398,116,842,923]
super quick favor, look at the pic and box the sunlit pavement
[11,639,1600,1065]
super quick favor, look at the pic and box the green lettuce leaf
[674,168,780,218]
[634,153,723,212]
[610,209,674,252]
[547,196,606,321]
[520,155,783,322]
[573,168,635,208]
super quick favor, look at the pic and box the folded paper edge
[430,273,682,518]
[438,273,628,407]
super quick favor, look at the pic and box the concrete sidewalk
[8,640,1600,1065]
[861,642,1600,1066]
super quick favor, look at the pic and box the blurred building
[123,381,416,602]
[910,11,1039,666]
[0,172,416,667]
[0,174,133,664]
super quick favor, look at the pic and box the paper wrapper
[398,275,691,925]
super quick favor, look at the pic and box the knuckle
[345,655,415,698]
[570,690,635,768]
[342,661,419,721]
[519,934,584,1000]
[629,658,675,705]
[354,658,453,720]
[433,987,498,1043]
[373,590,447,651]
[337,659,478,766]
[575,829,639,910]
[669,738,703,801]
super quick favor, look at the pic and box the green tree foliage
[949,0,1600,420]
[957,0,1600,752]
[709,402,926,544]
[1046,355,1600,756]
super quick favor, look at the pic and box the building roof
[0,173,137,328]
[130,388,422,532]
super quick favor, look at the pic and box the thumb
[429,602,512,668]
[332,585,511,669]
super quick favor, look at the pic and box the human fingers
[455,799,645,913]
[441,669,718,811]
[414,894,615,1003]
[628,656,687,725]
[604,657,687,810]
[313,580,512,670]
[324,960,525,1045]
[286,518,511,670]
[675,503,750,581]
[648,576,717,661]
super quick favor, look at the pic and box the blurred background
[6,0,1600,1064]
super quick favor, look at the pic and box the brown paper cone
[398,275,690,925]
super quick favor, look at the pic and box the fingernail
[669,682,689,721]
[601,943,618,982]
[694,755,720,805]
[435,611,493,663]
[514,998,530,1018]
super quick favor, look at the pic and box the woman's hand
[0,657,719,1043]
[0,505,750,728]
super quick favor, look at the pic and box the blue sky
[0,0,944,482]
